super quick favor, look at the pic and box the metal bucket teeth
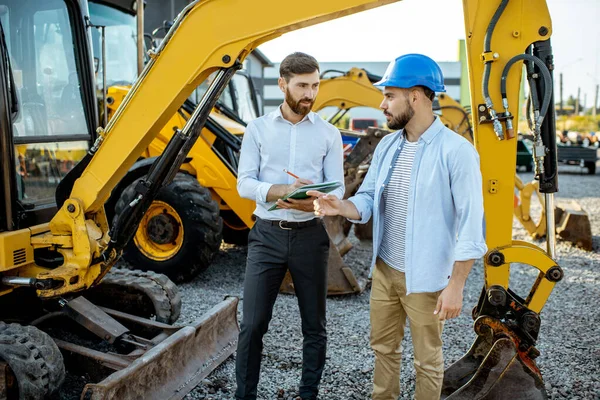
[443,335,547,400]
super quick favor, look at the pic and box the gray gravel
[178,166,600,400]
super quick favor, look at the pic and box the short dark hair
[279,52,320,82]
[417,85,436,102]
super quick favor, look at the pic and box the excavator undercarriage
[0,269,239,400]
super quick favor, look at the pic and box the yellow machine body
[106,85,255,228]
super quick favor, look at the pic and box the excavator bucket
[63,296,239,400]
[555,202,593,251]
[514,176,592,250]
[280,127,390,296]
[442,316,547,400]
[339,127,391,243]
[279,215,367,295]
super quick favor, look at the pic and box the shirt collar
[270,104,316,124]
[401,116,444,145]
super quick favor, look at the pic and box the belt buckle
[278,220,292,230]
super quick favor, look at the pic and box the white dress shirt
[237,106,345,222]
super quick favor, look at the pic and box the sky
[257,0,600,107]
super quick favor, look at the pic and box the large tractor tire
[114,173,222,283]
[0,322,65,399]
[221,210,250,245]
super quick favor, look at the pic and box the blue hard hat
[374,54,446,92]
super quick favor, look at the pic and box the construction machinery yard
[51,165,600,399]
[0,0,599,399]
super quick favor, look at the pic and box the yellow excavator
[0,0,563,398]
[0,0,240,399]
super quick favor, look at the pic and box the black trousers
[235,218,330,400]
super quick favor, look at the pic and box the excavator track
[86,268,181,324]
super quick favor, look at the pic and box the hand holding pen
[276,169,315,212]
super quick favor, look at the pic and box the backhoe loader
[87,0,259,282]
[104,63,378,294]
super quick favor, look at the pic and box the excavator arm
[314,67,384,113]
[28,0,398,298]
[442,1,562,398]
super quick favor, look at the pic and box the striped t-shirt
[379,139,419,272]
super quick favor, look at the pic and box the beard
[386,99,415,130]
[285,87,314,116]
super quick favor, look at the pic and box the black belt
[257,217,320,230]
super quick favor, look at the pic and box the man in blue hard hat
[308,54,487,399]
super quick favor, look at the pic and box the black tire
[222,226,250,245]
[114,173,222,282]
[0,323,65,399]
[584,161,596,175]
[221,210,250,245]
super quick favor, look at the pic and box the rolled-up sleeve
[450,142,488,261]
[237,122,272,203]
[347,141,382,224]
[323,128,345,199]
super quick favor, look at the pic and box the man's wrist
[339,200,356,219]
[447,279,465,291]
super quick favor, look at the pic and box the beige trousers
[370,258,444,400]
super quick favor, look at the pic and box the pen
[283,169,300,179]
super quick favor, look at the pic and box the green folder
[268,181,342,211]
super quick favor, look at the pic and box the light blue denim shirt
[237,106,345,221]
[349,117,487,294]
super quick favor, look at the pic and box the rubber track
[101,268,182,324]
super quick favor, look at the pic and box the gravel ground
[54,166,599,399]
[176,166,600,400]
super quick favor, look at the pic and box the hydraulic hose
[320,69,346,79]
[526,95,534,132]
[500,54,553,133]
[482,0,510,139]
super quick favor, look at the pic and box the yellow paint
[463,0,553,289]
[313,68,383,111]
[134,201,184,261]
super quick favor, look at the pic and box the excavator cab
[0,0,95,232]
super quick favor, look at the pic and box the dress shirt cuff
[454,241,488,262]
[347,196,372,224]
[257,182,273,203]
